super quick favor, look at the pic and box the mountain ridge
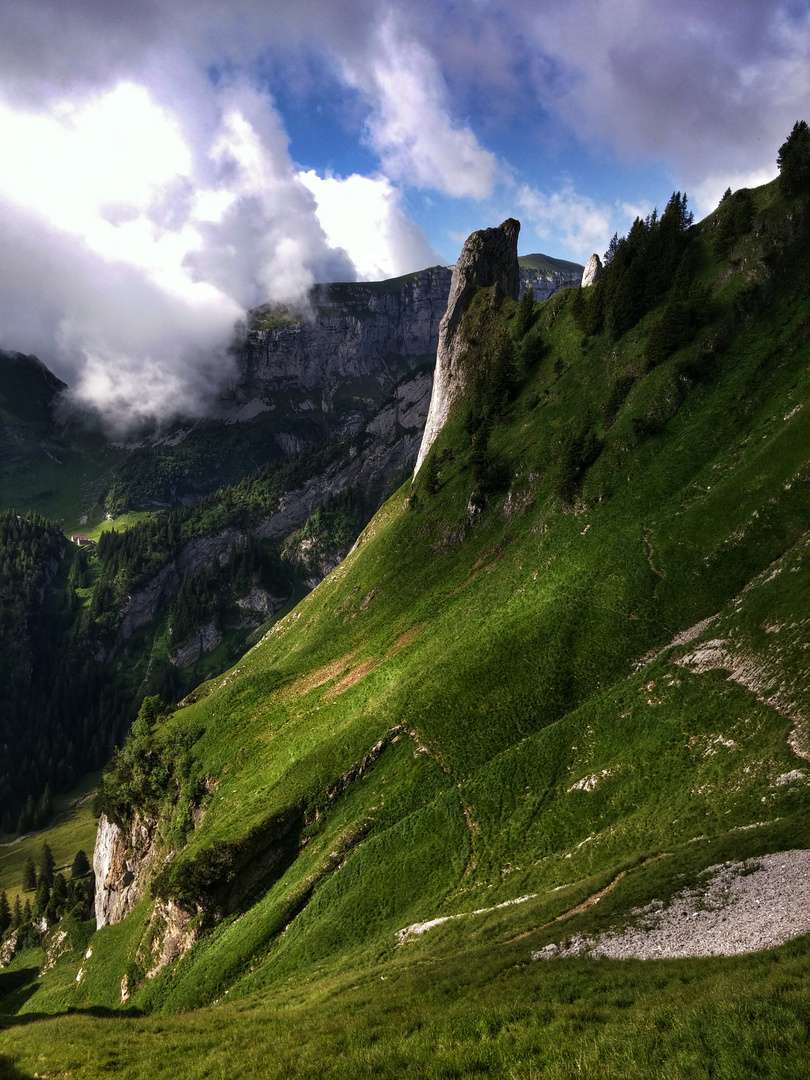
[3,162,810,1077]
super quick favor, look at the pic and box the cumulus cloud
[340,15,499,199]
[516,184,618,262]
[298,171,443,280]
[0,76,354,429]
[1,0,809,428]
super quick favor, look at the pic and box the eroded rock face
[169,620,224,669]
[581,253,603,287]
[144,897,201,979]
[93,812,159,929]
[414,219,521,474]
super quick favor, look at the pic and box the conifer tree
[777,120,810,196]
[38,841,55,887]
[12,895,22,929]
[22,856,37,893]
[0,891,10,934]
[71,849,91,878]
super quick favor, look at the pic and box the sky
[1,0,809,428]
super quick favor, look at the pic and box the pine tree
[71,849,91,878]
[12,895,22,929]
[22,856,37,892]
[777,120,810,196]
[514,287,535,339]
[51,873,68,919]
[0,891,10,934]
[38,841,55,887]
[33,877,50,918]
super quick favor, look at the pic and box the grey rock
[93,812,159,929]
[169,620,223,669]
[414,219,521,474]
[581,254,603,287]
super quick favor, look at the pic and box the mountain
[0,258,580,524]
[4,164,810,1078]
[0,253,581,834]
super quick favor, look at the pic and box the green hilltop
[3,134,810,1077]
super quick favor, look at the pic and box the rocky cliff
[414,220,522,474]
[227,266,452,437]
[93,812,159,929]
[226,258,579,441]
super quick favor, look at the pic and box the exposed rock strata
[414,219,521,475]
[144,897,201,979]
[229,267,452,434]
[93,812,159,929]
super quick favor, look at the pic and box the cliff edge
[413,219,520,475]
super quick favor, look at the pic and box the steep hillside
[2,167,810,1078]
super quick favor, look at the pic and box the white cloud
[691,165,777,220]
[0,77,355,427]
[341,15,499,200]
[517,183,617,262]
[298,171,442,280]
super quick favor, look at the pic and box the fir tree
[71,849,91,878]
[38,841,55,887]
[22,856,37,892]
[777,120,810,196]
[0,891,10,934]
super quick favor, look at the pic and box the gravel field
[533,849,810,961]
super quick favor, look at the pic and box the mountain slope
[2,176,810,1077]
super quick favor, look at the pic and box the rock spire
[581,253,602,287]
[413,218,520,475]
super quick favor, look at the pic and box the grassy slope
[2,180,810,1076]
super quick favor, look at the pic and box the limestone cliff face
[229,266,452,434]
[228,261,577,440]
[93,812,159,929]
[414,219,521,475]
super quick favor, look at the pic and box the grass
[1,931,809,1078]
[3,175,810,1076]
[0,774,99,909]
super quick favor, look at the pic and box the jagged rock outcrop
[414,219,521,474]
[233,586,286,625]
[581,254,603,287]
[0,928,24,968]
[93,812,159,929]
[144,897,201,979]
[255,367,432,543]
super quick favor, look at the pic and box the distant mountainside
[2,138,810,1078]
[0,256,580,523]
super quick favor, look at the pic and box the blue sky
[0,0,808,425]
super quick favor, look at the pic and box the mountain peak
[414,219,520,474]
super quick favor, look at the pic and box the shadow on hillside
[0,965,144,1027]
[0,1053,35,1079]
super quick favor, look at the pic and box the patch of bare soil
[533,849,810,961]
[289,651,358,697]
